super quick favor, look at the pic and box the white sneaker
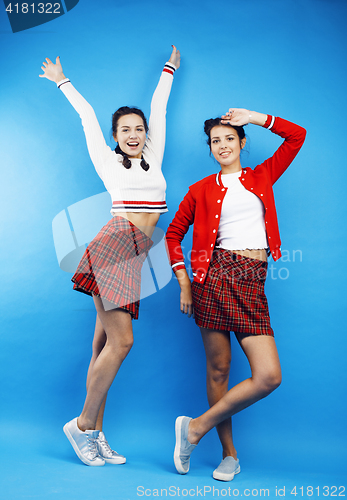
[96,431,126,464]
[174,416,197,474]
[63,417,105,466]
[213,456,241,481]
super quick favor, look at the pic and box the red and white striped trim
[112,200,168,212]
[263,115,275,130]
[172,261,185,269]
[163,62,176,76]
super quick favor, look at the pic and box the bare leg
[188,334,282,445]
[86,314,107,431]
[200,328,237,459]
[78,296,134,431]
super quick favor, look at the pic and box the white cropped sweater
[216,171,268,251]
[57,62,176,214]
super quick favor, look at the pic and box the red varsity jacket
[165,116,306,284]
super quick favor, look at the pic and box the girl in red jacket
[166,108,306,481]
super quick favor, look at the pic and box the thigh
[93,296,133,346]
[200,328,232,367]
[235,333,281,380]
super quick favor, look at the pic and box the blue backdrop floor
[2,422,345,500]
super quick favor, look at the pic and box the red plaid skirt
[191,248,274,336]
[71,216,153,319]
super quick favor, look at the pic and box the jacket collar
[216,171,224,187]
[216,168,248,187]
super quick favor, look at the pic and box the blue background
[0,0,346,498]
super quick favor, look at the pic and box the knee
[208,357,231,385]
[256,369,282,395]
[115,336,134,360]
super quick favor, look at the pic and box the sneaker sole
[63,423,105,467]
[213,465,241,481]
[174,416,188,475]
[103,456,126,465]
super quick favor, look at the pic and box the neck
[220,163,242,175]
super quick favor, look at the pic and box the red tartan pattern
[71,217,152,319]
[191,248,274,336]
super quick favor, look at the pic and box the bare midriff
[231,248,268,262]
[113,212,160,238]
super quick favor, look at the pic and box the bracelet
[248,113,252,124]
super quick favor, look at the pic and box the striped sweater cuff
[57,78,70,89]
[172,262,185,271]
[263,115,275,130]
[163,62,176,76]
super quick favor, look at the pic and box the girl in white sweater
[40,46,180,466]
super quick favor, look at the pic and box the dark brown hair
[204,118,246,149]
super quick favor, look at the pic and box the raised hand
[169,45,181,70]
[221,108,251,127]
[39,56,66,83]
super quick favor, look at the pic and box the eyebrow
[211,133,236,140]
[120,125,144,129]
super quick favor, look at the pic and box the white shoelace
[98,438,115,456]
[87,435,100,459]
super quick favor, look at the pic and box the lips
[220,151,231,157]
[127,142,140,147]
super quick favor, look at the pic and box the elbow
[299,126,307,145]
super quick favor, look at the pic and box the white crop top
[216,170,268,251]
[57,62,176,214]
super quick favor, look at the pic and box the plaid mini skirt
[191,248,274,336]
[71,216,153,319]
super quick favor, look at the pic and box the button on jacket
[166,116,306,284]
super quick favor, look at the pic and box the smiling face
[113,113,147,158]
[210,125,246,172]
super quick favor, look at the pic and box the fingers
[41,57,57,68]
[221,108,250,126]
[221,109,233,123]
[180,302,194,318]
[40,59,51,71]
[222,109,234,118]
[39,56,62,80]
[169,45,180,68]
[221,112,233,125]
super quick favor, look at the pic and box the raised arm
[39,57,111,179]
[222,108,306,184]
[144,46,180,166]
